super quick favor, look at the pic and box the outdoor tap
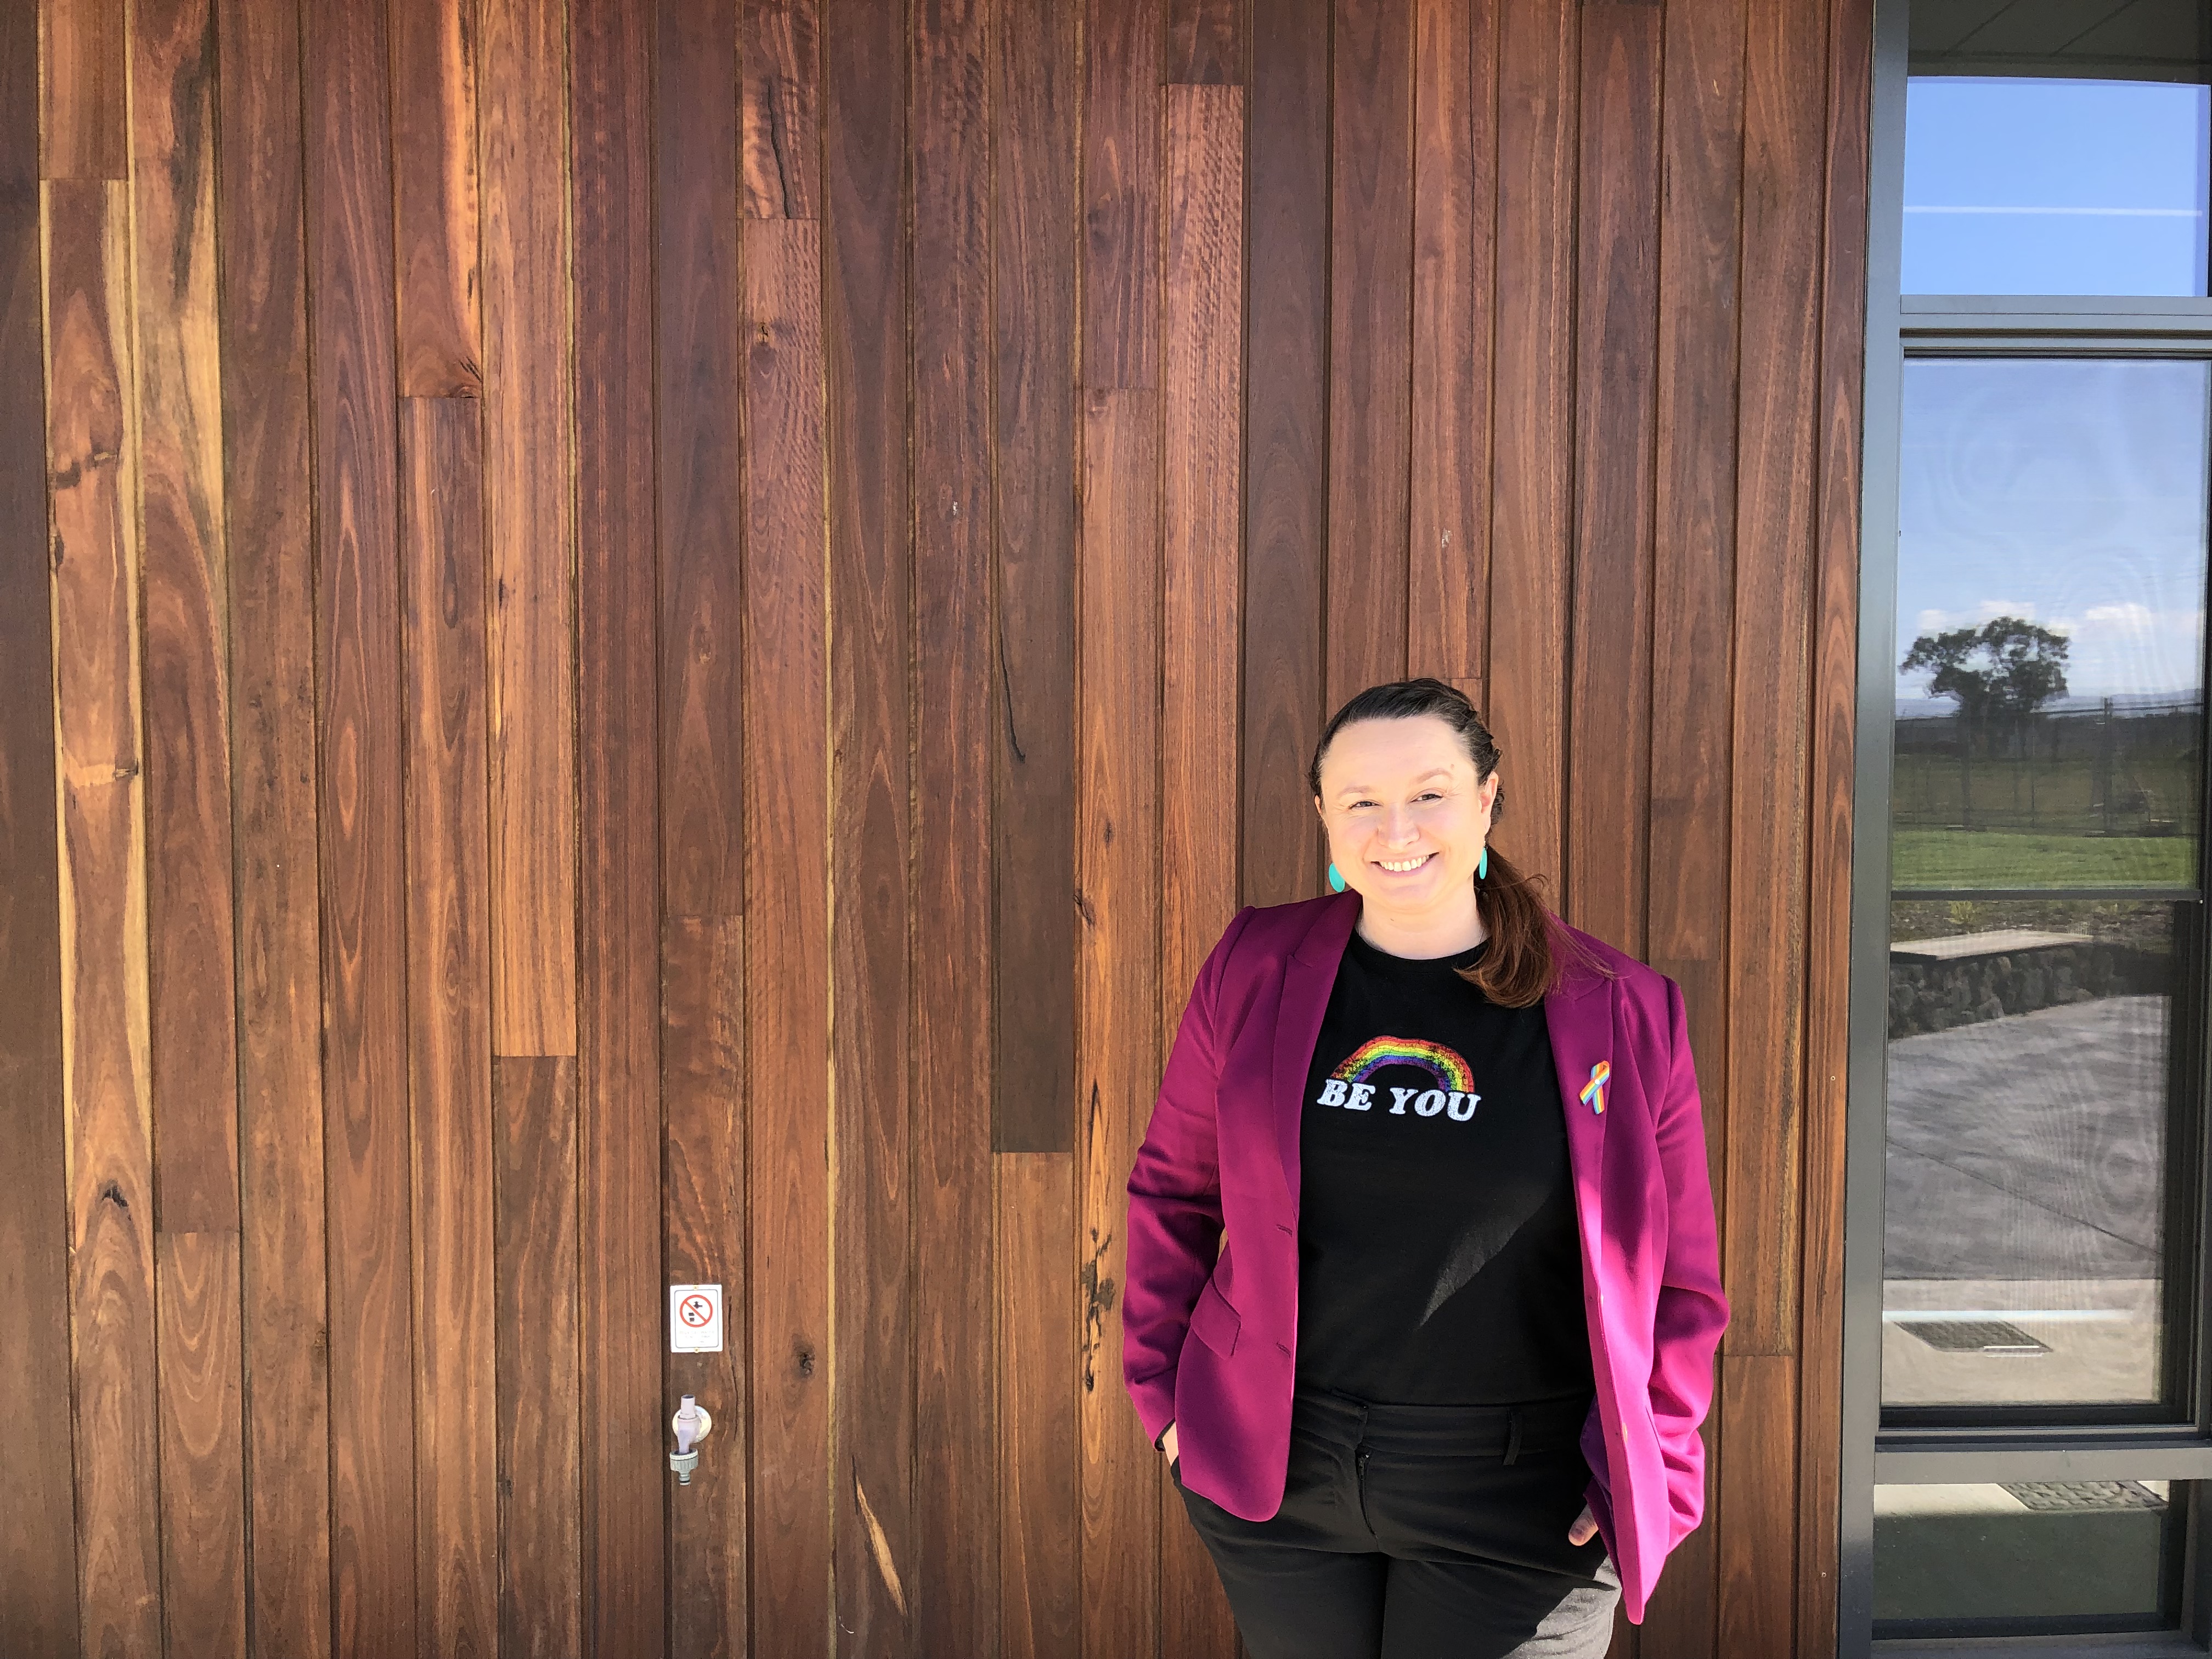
[670,1395,713,1485]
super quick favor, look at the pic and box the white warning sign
[670,1284,725,1354]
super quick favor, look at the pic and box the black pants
[1175,1389,1620,1659]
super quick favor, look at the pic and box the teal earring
[1328,862,1347,893]
[1476,847,1489,881]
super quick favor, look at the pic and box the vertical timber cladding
[0,0,1869,1655]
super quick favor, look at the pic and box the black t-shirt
[1295,926,1594,1404]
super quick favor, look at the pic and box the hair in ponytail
[1307,678,1601,1008]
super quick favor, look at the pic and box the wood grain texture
[911,0,996,1647]
[214,0,334,1643]
[1564,0,1658,956]
[1160,87,1245,1659]
[1408,0,1494,696]
[301,0,417,1641]
[827,0,915,1645]
[1000,1153,1079,1659]
[1725,0,1825,1359]
[134,0,241,1240]
[47,175,163,1659]
[0,1,76,1635]
[657,6,748,1643]
[495,1055,583,1658]
[399,397,496,1659]
[1716,1355,1797,1657]
[657,0,744,920]
[1077,390,1160,1659]
[742,216,831,1659]
[44,0,127,179]
[1240,0,1328,909]
[571,0,667,1647]
[480,0,577,1057]
[390,0,482,394]
[1326,0,1413,705]
[1083,0,1159,390]
[662,917,746,1658]
[1639,6,1744,1658]
[154,1233,245,1658]
[992,0,1077,1153]
[1169,0,1242,84]
[1485,0,1577,888]
[742,0,821,218]
[1799,0,1869,1647]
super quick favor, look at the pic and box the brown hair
[1307,678,1582,1008]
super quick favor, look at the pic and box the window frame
[1843,1,2212,1651]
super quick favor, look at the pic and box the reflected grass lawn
[1892,829,2197,890]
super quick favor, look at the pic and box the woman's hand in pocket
[1567,1504,1598,1546]
[1161,1422,1180,1468]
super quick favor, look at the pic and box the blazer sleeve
[1648,973,1731,1550]
[1121,905,1256,1448]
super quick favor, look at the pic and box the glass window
[1873,1479,2185,1638]
[1903,1,2212,295]
[1893,358,2210,892]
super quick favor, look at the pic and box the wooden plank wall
[0,0,1869,1655]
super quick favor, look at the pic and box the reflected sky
[1897,359,2211,705]
[1904,76,2210,295]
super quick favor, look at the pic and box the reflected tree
[1902,617,2070,830]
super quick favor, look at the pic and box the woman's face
[1311,714,1498,915]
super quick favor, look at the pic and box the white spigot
[670,1395,713,1484]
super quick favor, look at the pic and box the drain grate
[1902,1319,2051,1355]
[2002,1481,2166,1513]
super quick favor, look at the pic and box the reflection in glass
[1873,1479,2182,1638]
[1883,901,2176,1410]
[1902,77,2211,296]
[1893,359,2210,891]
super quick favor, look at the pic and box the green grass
[1891,828,2197,890]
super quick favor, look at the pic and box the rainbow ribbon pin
[1579,1060,1611,1115]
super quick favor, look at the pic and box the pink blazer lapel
[1543,952,1615,1210]
[1271,891,1361,1207]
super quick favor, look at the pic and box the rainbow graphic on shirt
[1329,1035,1475,1096]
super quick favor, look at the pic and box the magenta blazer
[1122,889,1728,1625]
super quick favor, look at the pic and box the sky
[1895,358,2211,706]
[1903,76,2210,296]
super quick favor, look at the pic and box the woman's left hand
[1567,1504,1598,1547]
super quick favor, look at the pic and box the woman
[1122,679,1728,1658]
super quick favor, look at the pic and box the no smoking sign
[669,1283,725,1354]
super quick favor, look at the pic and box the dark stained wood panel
[1084,0,1160,390]
[1160,83,1246,1659]
[911,0,997,1647]
[301,0,417,1642]
[481,0,577,1058]
[46,176,163,1659]
[1799,0,1871,1642]
[1327,0,1414,706]
[1000,1154,1080,1659]
[0,0,75,1637]
[1486,0,1577,888]
[662,917,746,1657]
[992,0,1078,1152]
[741,215,832,1659]
[1408,0,1494,697]
[1565,0,1658,956]
[1726,0,1825,1361]
[1241,0,1329,908]
[390,0,482,394]
[213,0,334,1644]
[399,397,496,1659]
[571,0,668,1648]
[154,1232,246,1657]
[1716,1355,1798,1657]
[827,0,916,1646]
[743,0,822,218]
[1169,0,1243,84]
[44,0,127,179]
[495,1055,583,1658]
[1077,390,1161,1659]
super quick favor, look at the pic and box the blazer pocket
[1188,1277,1241,1357]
